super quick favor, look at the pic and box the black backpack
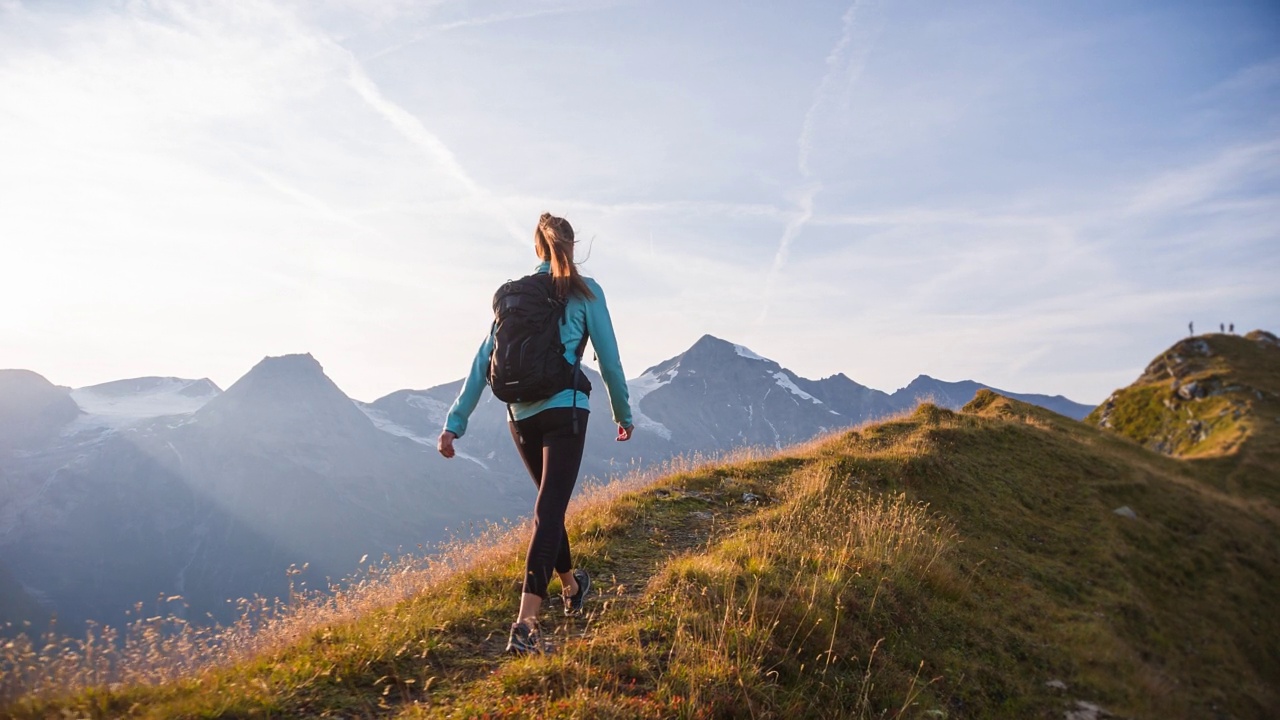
[487,274,591,404]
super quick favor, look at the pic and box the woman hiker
[437,213,634,654]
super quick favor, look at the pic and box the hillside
[1088,330,1280,502]
[6,331,1278,718]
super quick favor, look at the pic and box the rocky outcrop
[1091,331,1278,458]
[1138,337,1214,384]
[1246,329,1279,348]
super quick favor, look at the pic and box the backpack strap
[492,318,527,444]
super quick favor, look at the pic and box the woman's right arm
[443,329,494,440]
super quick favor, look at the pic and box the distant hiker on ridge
[1221,323,1225,333]
[437,212,634,655]
[1189,321,1194,337]
[1230,323,1235,333]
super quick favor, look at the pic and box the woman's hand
[437,430,458,458]
[616,424,634,442]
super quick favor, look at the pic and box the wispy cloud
[810,207,1082,230]
[797,0,882,179]
[432,5,583,32]
[1124,139,1280,216]
[1199,56,1280,100]
[341,43,530,245]
[503,195,788,221]
[363,2,604,62]
[756,184,817,323]
[759,0,884,323]
[241,161,373,234]
[346,71,482,197]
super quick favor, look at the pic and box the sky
[1,0,1277,406]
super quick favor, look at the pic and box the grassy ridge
[9,385,1279,719]
[1088,332,1280,467]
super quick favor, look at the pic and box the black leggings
[509,407,588,599]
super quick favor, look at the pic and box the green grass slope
[1087,331,1280,500]
[10,384,1278,719]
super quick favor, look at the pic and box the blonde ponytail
[534,213,595,301]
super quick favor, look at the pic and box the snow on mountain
[627,367,677,440]
[405,393,451,425]
[359,397,491,470]
[772,371,826,407]
[732,342,830,408]
[792,373,896,424]
[360,406,429,442]
[68,377,221,430]
[627,335,846,451]
[359,392,450,436]
[360,387,460,452]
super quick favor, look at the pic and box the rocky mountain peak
[194,353,372,438]
[181,378,221,397]
[241,352,324,378]
[685,334,736,359]
[216,354,335,398]
[681,335,778,369]
[0,368,63,395]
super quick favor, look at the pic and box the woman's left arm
[443,330,495,440]
[583,280,633,429]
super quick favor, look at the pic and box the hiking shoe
[505,621,542,655]
[564,568,591,615]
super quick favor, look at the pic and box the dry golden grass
[0,447,768,708]
[649,487,953,717]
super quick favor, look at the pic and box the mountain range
[0,334,1093,630]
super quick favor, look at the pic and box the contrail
[195,1,532,246]
[347,68,481,197]
[433,6,580,32]
[799,2,860,179]
[365,5,587,62]
[241,162,371,234]
[759,0,882,323]
[344,56,529,246]
[757,184,818,323]
[799,0,883,179]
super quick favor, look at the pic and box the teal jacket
[444,262,633,438]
